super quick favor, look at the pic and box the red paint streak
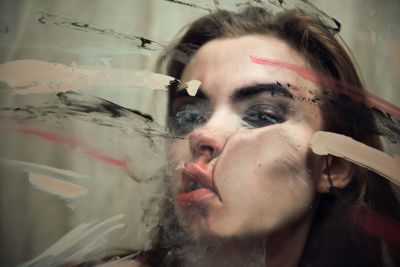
[17,128,130,167]
[17,129,76,148]
[250,55,400,119]
[353,203,400,248]
[84,149,131,167]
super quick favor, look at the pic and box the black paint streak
[323,93,400,144]
[1,89,399,144]
[14,107,34,115]
[0,90,178,145]
[167,78,181,91]
[164,0,211,12]
[38,16,46,24]
[140,37,152,49]
[37,12,165,50]
[56,91,153,121]
[331,18,341,34]
[71,22,89,28]
[374,109,400,144]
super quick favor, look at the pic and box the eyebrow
[231,83,293,101]
[171,83,293,102]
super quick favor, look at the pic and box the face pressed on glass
[168,35,325,239]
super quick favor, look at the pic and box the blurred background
[0,0,399,266]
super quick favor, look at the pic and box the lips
[177,162,217,207]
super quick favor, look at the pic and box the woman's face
[168,35,325,238]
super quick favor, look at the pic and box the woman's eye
[169,103,208,135]
[243,105,284,128]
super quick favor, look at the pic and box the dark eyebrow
[171,88,208,100]
[231,83,293,101]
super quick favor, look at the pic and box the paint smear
[84,149,131,167]
[311,131,400,186]
[19,214,125,267]
[250,55,400,119]
[16,128,131,168]
[0,158,90,181]
[67,223,125,260]
[384,40,400,82]
[0,158,88,201]
[28,173,87,199]
[37,12,164,52]
[1,90,158,130]
[185,80,201,96]
[0,60,175,94]
[17,129,77,148]
[163,0,211,12]
[354,203,400,248]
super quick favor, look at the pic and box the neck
[177,209,314,267]
[264,211,314,267]
[179,235,265,267]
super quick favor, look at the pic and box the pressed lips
[177,162,217,207]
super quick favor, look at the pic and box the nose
[189,131,220,161]
[188,110,236,163]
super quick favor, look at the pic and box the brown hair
[156,6,400,265]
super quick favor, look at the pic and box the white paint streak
[19,214,126,267]
[67,223,125,260]
[186,80,201,96]
[311,131,400,186]
[176,160,185,170]
[28,173,88,199]
[295,175,308,187]
[0,158,90,180]
[279,131,301,150]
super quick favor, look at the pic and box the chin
[180,212,262,241]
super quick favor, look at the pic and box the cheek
[212,125,318,231]
[167,139,190,193]
[168,139,188,163]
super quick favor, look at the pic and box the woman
[97,5,400,267]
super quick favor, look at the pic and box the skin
[95,34,355,267]
[167,35,329,266]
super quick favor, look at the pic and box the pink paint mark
[17,129,77,148]
[189,133,196,139]
[250,55,400,119]
[17,128,131,167]
[353,203,400,248]
[84,149,131,167]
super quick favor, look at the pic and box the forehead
[180,35,320,98]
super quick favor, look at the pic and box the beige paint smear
[186,80,201,96]
[311,131,400,186]
[29,173,88,199]
[0,60,201,94]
